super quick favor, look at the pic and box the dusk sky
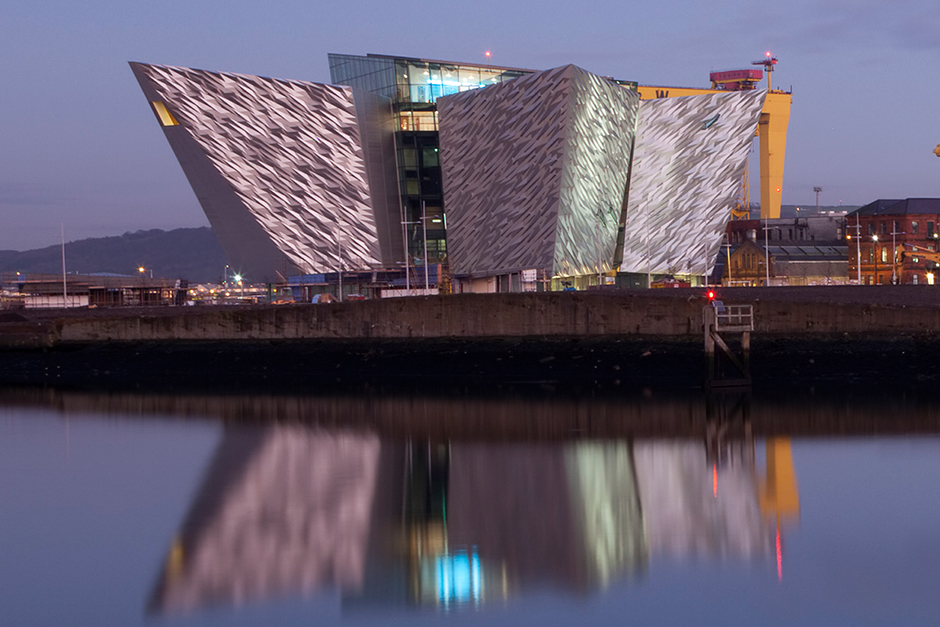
[2,0,938,250]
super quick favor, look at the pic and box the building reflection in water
[148,425,799,615]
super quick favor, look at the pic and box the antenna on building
[751,52,778,91]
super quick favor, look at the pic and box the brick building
[846,199,940,285]
[722,214,848,286]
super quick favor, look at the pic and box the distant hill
[0,228,228,284]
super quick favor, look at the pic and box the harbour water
[2,387,939,626]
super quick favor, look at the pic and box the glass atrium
[329,54,531,267]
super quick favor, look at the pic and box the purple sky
[2,0,938,250]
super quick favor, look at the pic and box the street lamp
[763,219,772,286]
[849,214,862,284]
[872,235,879,285]
[890,229,905,284]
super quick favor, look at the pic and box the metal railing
[711,301,754,330]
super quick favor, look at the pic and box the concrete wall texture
[41,289,940,345]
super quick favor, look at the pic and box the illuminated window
[881,247,887,263]
[912,221,919,234]
[152,101,178,126]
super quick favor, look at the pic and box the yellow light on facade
[152,101,179,126]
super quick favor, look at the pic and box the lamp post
[872,234,879,285]
[336,236,343,302]
[724,243,733,286]
[421,201,429,292]
[852,214,862,284]
[764,218,770,286]
[890,229,904,284]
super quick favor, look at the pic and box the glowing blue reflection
[435,549,482,607]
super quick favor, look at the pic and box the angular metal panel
[554,70,638,277]
[439,65,637,277]
[620,90,766,276]
[131,63,393,279]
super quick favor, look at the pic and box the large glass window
[457,68,481,92]
[401,147,417,168]
[399,60,530,104]
[422,147,439,167]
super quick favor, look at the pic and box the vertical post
[704,305,716,383]
[764,217,770,286]
[725,244,733,286]
[646,208,651,288]
[60,224,67,307]
[703,241,708,288]
[596,207,602,286]
[422,200,429,292]
[337,236,343,302]
[856,214,862,284]
[741,330,751,379]
[402,212,410,294]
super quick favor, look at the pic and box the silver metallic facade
[438,65,639,277]
[620,90,766,276]
[130,63,401,282]
[132,55,764,286]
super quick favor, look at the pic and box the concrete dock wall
[43,290,940,344]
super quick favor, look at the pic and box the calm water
[2,389,939,626]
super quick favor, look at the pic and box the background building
[847,199,940,285]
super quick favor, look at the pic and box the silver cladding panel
[132,63,390,276]
[438,65,638,277]
[620,90,766,276]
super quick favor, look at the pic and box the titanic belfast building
[130,54,766,289]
